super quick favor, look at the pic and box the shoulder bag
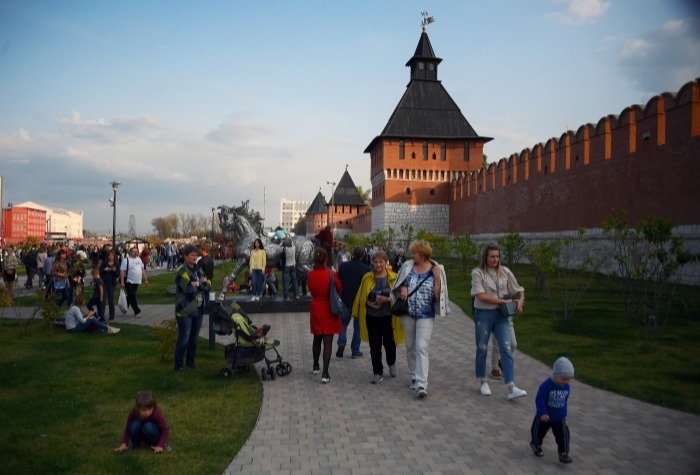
[329,269,348,318]
[391,267,434,317]
[489,269,519,317]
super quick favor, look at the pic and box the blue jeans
[251,269,264,297]
[337,315,361,355]
[128,420,162,448]
[174,310,203,369]
[282,266,298,299]
[68,318,109,333]
[474,308,514,385]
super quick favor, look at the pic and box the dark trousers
[531,416,570,454]
[367,315,396,376]
[86,293,105,320]
[125,282,141,315]
[103,280,117,318]
[25,267,36,288]
[174,310,204,369]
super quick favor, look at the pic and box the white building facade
[279,198,311,232]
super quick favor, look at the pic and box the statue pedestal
[226,295,311,314]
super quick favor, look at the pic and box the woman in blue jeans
[174,244,210,372]
[471,245,526,400]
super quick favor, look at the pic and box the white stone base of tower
[372,202,450,236]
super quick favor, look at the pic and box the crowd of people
[302,239,573,464]
[3,237,575,463]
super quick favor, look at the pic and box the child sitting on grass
[114,391,170,454]
[530,356,574,464]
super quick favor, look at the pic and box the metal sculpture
[218,201,316,289]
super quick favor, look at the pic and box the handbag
[499,301,519,317]
[391,267,434,317]
[118,288,128,313]
[328,269,348,318]
[486,269,519,318]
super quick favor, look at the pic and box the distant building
[1,204,47,245]
[14,201,84,242]
[305,169,369,237]
[279,198,311,232]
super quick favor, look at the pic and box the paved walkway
[6,300,699,474]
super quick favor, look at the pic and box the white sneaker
[389,365,397,377]
[508,386,527,400]
[480,382,492,396]
[408,379,417,390]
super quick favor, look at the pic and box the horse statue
[218,201,316,290]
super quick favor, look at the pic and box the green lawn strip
[0,320,261,474]
[444,260,700,415]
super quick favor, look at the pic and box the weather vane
[420,10,434,31]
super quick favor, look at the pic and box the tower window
[418,62,424,70]
[423,141,428,160]
[406,187,411,195]
[399,140,405,159]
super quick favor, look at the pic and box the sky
[1,0,699,236]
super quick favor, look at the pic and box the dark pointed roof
[306,191,327,214]
[332,170,366,206]
[364,30,492,153]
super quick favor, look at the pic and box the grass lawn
[0,319,261,474]
[445,260,700,415]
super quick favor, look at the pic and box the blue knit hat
[552,356,575,378]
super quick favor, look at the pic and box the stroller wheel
[220,367,233,378]
[276,362,292,377]
[269,367,276,380]
[260,367,268,381]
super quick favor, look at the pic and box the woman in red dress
[307,248,343,383]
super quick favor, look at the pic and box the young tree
[498,232,526,269]
[447,234,480,272]
[603,208,695,338]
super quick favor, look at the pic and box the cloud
[0,110,358,234]
[547,0,610,24]
[616,18,700,95]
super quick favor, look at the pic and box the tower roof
[306,191,327,214]
[331,170,366,206]
[364,30,491,153]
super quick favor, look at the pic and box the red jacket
[307,267,343,335]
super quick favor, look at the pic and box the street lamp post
[110,181,121,248]
[211,207,216,244]
[326,181,336,229]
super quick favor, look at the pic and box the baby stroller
[211,300,292,381]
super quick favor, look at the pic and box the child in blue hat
[530,356,574,464]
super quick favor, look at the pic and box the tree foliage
[602,208,695,339]
[498,232,526,269]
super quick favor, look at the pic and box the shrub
[152,318,178,360]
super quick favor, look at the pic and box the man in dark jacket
[23,246,38,289]
[336,246,370,358]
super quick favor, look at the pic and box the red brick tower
[364,24,491,235]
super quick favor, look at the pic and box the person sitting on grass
[64,294,120,334]
[114,390,170,454]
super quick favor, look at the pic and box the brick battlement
[450,78,700,234]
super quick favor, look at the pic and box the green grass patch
[0,319,261,474]
[444,261,700,415]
